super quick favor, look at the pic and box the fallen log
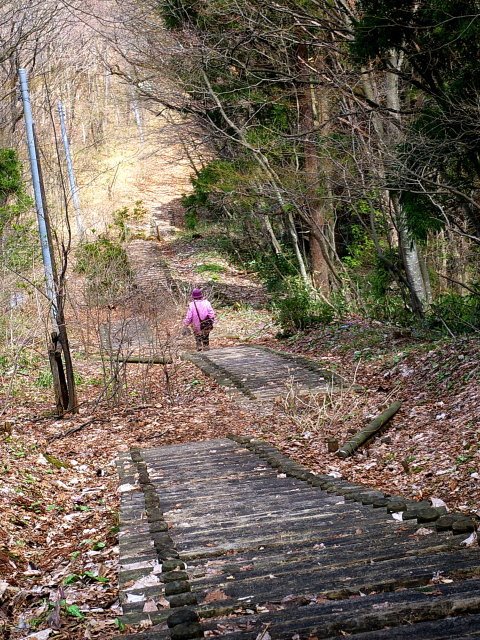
[337,400,402,458]
[118,355,173,364]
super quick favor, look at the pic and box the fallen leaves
[128,573,160,589]
[118,483,138,493]
[1,283,479,640]
[414,528,435,536]
[430,497,448,510]
[203,589,228,603]
[0,580,9,599]
[142,598,157,612]
[266,326,480,515]
[26,629,53,640]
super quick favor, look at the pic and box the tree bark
[384,54,431,313]
[359,58,431,315]
[298,45,331,294]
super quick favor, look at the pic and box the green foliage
[181,157,304,290]
[115,618,126,632]
[111,201,146,241]
[0,149,32,245]
[351,2,416,62]
[21,365,84,390]
[273,276,334,332]
[63,571,109,586]
[35,370,53,388]
[340,221,406,323]
[195,262,225,274]
[0,149,30,212]
[248,252,298,292]
[75,235,132,301]
[1,221,39,271]
[206,228,299,291]
[352,0,480,234]
[364,256,412,323]
[343,224,376,269]
[400,191,444,241]
[158,0,199,29]
[0,149,22,196]
[184,209,198,230]
[428,292,480,334]
[345,242,411,324]
[0,149,36,273]
[369,251,401,299]
[161,0,477,329]
[64,603,85,619]
[183,159,254,217]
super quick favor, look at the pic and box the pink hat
[191,288,203,299]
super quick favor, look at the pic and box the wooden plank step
[201,580,480,638]
[115,438,479,638]
[183,346,340,400]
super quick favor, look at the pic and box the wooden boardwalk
[115,235,479,637]
[184,346,341,401]
[116,437,480,639]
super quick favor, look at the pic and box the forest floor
[1,232,479,640]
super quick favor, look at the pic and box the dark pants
[194,330,211,351]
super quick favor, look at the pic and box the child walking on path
[183,288,216,351]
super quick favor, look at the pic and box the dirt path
[111,204,480,639]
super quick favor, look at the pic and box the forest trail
[111,221,480,639]
[115,437,480,639]
[120,192,338,399]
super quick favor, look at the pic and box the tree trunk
[337,401,402,458]
[359,58,431,315]
[394,197,430,313]
[298,45,331,294]
[385,55,431,313]
[264,216,283,255]
[287,210,310,284]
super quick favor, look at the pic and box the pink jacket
[183,299,216,333]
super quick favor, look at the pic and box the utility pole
[18,69,57,319]
[18,68,78,415]
[58,100,85,239]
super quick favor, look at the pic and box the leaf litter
[1,260,479,638]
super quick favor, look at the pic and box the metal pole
[18,68,57,323]
[58,100,85,239]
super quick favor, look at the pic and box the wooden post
[48,335,65,417]
[36,132,78,414]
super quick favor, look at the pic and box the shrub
[75,236,132,302]
[111,201,146,242]
[273,276,334,332]
[428,292,480,334]
[184,209,198,230]
[1,221,39,271]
